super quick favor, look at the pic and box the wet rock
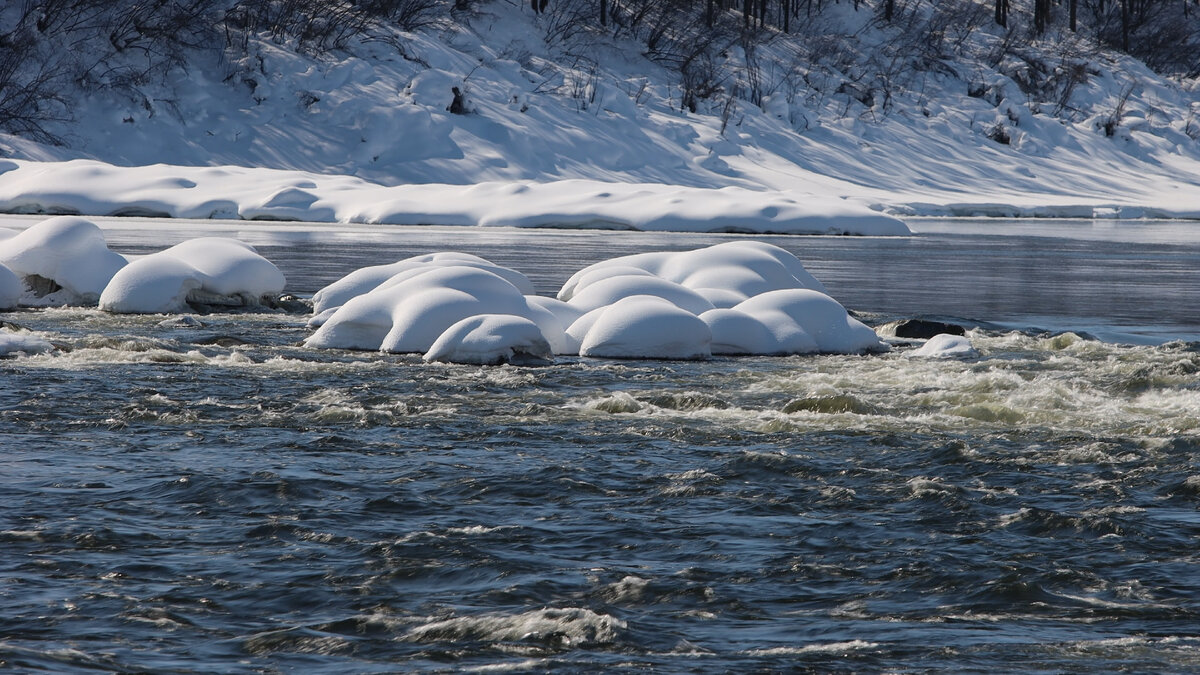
[877,319,967,339]
[192,335,256,347]
[267,294,314,314]
[158,316,204,328]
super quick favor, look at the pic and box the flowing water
[1,217,1198,672]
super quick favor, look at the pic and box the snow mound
[569,295,712,359]
[700,307,814,355]
[732,289,885,354]
[305,265,561,354]
[0,264,21,309]
[559,241,828,305]
[908,333,980,359]
[566,274,717,315]
[0,329,54,356]
[0,216,127,306]
[306,242,885,359]
[312,251,535,315]
[424,314,554,365]
[99,237,285,313]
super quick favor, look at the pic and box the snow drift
[0,162,911,236]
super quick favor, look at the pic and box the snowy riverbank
[0,160,910,235]
[3,0,1200,230]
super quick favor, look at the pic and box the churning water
[1,218,1198,672]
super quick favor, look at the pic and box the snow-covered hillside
[1,0,1199,225]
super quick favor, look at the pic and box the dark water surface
[1,217,1198,672]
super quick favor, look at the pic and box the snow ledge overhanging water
[0,160,910,236]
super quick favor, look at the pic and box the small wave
[403,607,626,649]
[462,659,552,672]
[583,392,642,414]
[998,506,1126,537]
[599,575,652,603]
[783,394,879,415]
[243,628,355,656]
[745,640,878,656]
[641,392,730,411]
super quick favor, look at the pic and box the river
[1,216,1198,672]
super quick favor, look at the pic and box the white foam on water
[403,607,626,647]
[462,659,551,673]
[745,639,879,656]
[600,575,653,603]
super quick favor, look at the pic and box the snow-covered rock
[312,252,535,314]
[700,307,805,355]
[566,274,716,315]
[569,295,712,360]
[306,265,560,353]
[424,314,554,365]
[306,242,885,359]
[559,241,828,304]
[99,237,285,313]
[0,216,127,306]
[732,289,886,354]
[908,333,980,359]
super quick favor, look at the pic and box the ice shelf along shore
[0,160,909,236]
[0,216,906,362]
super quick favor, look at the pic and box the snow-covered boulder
[0,264,22,310]
[557,241,881,356]
[568,295,712,359]
[311,252,535,314]
[306,265,561,353]
[566,274,716,315]
[424,314,554,365]
[99,237,285,314]
[700,307,807,355]
[0,216,127,306]
[908,333,980,359]
[306,242,884,360]
[559,241,827,304]
[732,289,887,354]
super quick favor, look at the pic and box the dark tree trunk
[1120,0,1130,50]
[600,0,607,26]
[1034,0,1050,33]
[994,0,1008,27]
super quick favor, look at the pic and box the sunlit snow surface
[0,216,128,306]
[0,161,910,235]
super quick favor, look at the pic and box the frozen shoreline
[3,160,1197,237]
[0,160,910,236]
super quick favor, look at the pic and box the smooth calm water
[1,217,1198,672]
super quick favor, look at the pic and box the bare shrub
[0,29,68,143]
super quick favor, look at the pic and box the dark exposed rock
[192,335,255,347]
[267,294,313,314]
[877,319,967,339]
